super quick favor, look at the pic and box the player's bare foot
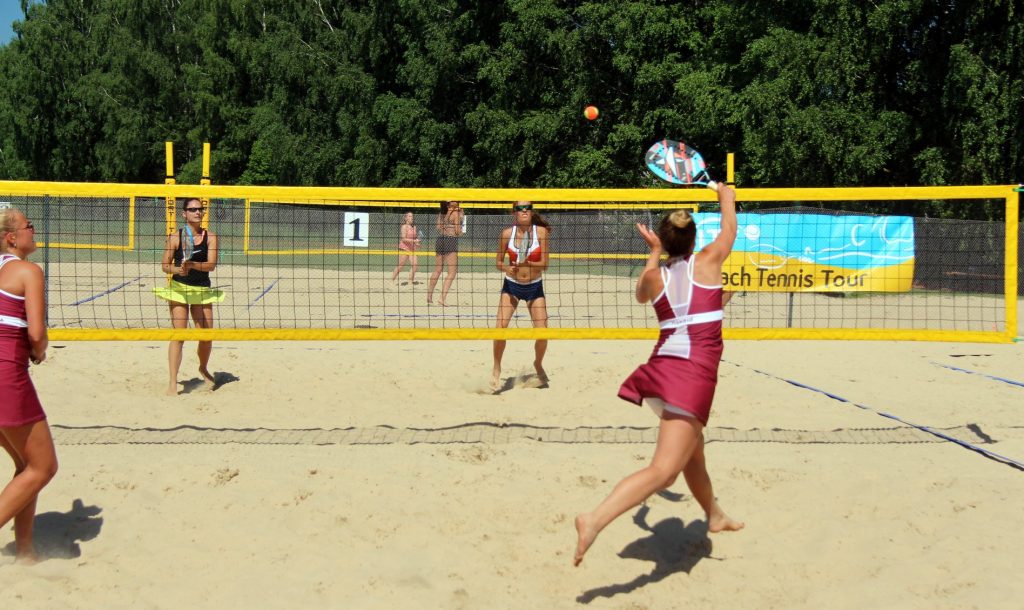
[534,361,549,384]
[707,505,745,533]
[437,299,447,307]
[199,367,216,389]
[14,551,39,565]
[490,369,501,392]
[166,384,178,396]
[574,513,599,566]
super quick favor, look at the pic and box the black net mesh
[1,192,1015,336]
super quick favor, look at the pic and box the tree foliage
[0,0,1020,218]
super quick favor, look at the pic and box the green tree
[0,0,1018,221]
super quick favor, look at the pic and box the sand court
[1,335,1020,608]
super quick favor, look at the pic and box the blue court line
[932,362,1024,389]
[71,277,142,306]
[723,360,1024,472]
[247,278,280,310]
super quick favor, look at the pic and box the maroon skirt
[618,355,717,425]
[0,360,46,428]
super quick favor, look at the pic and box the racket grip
[706,180,719,192]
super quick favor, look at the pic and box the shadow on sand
[490,372,549,395]
[577,504,716,604]
[180,370,240,394]
[1,498,103,561]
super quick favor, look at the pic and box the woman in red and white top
[0,208,59,564]
[574,185,743,566]
[491,201,551,392]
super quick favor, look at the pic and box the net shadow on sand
[51,422,990,446]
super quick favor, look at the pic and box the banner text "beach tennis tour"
[692,212,916,293]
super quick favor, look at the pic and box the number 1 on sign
[343,212,369,247]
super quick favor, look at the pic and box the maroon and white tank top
[649,256,724,369]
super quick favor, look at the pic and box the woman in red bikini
[0,208,59,564]
[574,185,743,566]
[491,201,551,391]
[390,211,421,285]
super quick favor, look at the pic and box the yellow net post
[1006,188,1019,341]
[164,142,176,283]
[164,142,176,232]
[201,142,211,230]
[243,198,251,253]
[128,195,136,250]
[727,152,735,184]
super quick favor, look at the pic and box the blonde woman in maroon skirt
[0,208,58,564]
[574,186,743,566]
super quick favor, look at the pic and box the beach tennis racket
[181,225,196,262]
[644,139,719,191]
[515,230,530,264]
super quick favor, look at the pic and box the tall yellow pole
[165,142,176,234]
[201,142,211,229]
[727,152,735,184]
[1005,188,1018,341]
[165,142,176,284]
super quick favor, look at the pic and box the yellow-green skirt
[153,280,226,305]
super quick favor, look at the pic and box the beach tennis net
[1,183,1017,342]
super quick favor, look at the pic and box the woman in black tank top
[156,197,223,396]
[171,226,212,287]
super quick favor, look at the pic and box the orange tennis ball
[583,105,599,121]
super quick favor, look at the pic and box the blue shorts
[501,277,544,302]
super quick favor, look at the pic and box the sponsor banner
[693,212,915,292]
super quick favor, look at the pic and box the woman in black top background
[156,197,223,396]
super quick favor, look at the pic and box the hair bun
[668,210,692,229]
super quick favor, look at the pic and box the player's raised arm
[699,184,737,266]
[634,223,664,304]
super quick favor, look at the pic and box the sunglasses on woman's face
[185,207,205,213]
[513,204,533,212]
